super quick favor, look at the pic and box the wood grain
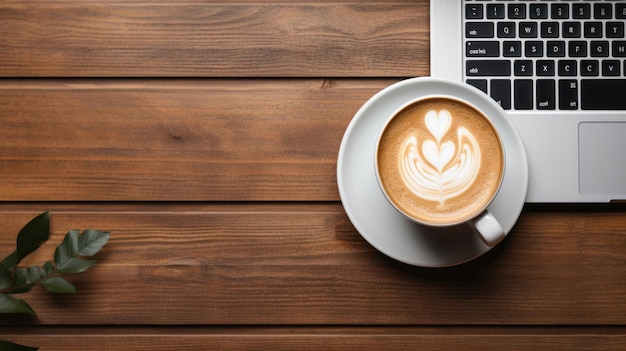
[1,206,625,326]
[2,327,626,351]
[0,79,399,201]
[2,0,625,349]
[0,1,428,77]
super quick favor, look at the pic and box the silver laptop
[431,0,626,203]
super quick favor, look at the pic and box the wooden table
[1,1,625,349]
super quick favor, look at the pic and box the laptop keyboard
[463,1,626,111]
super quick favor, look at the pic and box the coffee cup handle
[471,210,505,247]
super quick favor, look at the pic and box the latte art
[399,109,480,206]
[376,97,504,225]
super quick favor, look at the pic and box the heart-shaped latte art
[422,140,455,172]
[399,109,481,206]
[425,109,451,142]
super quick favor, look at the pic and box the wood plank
[0,206,625,325]
[2,327,626,351]
[0,1,428,77]
[0,79,399,201]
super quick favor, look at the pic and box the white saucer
[337,77,528,267]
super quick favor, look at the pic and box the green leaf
[54,229,107,274]
[77,229,110,256]
[0,251,18,272]
[54,232,74,273]
[55,257,96,274]
[9,265,45,293]
[0,293,36,316]
[42,261,55,276]
[16,212,50,263]
[64,229,80,257]
[41,276,76,294]
[0,340,39,351]
[54,235,70,267]
[11,266,37,294]
[0,273,11,291]
[24,266,44,285]
[0,251,18,290]
[54,229,78,269]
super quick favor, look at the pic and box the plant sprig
[0,212,110,350]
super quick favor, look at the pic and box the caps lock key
[466,41,500,57]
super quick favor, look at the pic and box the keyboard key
[569,41,587,57]
[466,60,511,76]
[466,41,499,57]
[584,22,603,38]
[466,22,494,38]
[618,4,626,19]
[559,80,579,110]
[536,79,556,110]
[563,22,581,38]
[529,4,548,19]
[525,41,543,57]
[486,4,505,19]
[581,60,600,76]
[541,22,559,38]
[612,41,626,57]
[590,41,610,58]
[573,3,591,19]
[497,22,516,38]
[519,22,538,38]
[581,80,626,110]
[558,60,577,76]
[508,4,526,20]
[514,60,533,76]
[466,79,487,94]
[547,41,566,57]
[491,80,511,110]
[606,22,625,39]
[536,60,555,76]
[551,4,569,20]
[602,60,621,76]
[594,3,612,20]
[514,80,533,110]
[503,41,522,57]
[466,4,483,19]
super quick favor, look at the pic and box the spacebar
[581,79,626,110]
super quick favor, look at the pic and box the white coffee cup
[374,95,506,246]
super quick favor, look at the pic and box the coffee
[376,96,504,226]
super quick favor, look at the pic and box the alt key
[559,80,579,110]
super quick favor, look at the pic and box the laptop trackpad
[579,122,626,197]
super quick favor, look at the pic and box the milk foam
[377,98,503,224]
[398,109,480,206]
